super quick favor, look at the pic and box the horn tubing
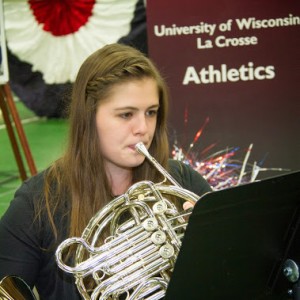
[135,142,181,187]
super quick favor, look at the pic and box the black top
[0,160,212,299]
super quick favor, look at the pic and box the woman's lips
[129,144,140,151]
[129,143,147,152]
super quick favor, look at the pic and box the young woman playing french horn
[0,43,212,299]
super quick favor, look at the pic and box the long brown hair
[42,43,170,241]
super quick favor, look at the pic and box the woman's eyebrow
[115,104,160,111]
[114,106,138,111]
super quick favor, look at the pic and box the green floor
[0,100,68,217]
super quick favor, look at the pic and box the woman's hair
[42,43,170,241]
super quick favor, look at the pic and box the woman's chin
[127,156,146,168]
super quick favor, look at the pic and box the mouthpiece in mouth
[135,142,148,156]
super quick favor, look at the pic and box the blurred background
[1,0,299,218]
[0,0,148,216]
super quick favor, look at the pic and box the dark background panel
[147,0,300,175]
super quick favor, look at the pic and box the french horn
[56,142,200,300]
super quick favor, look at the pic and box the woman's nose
[133,115,148,135]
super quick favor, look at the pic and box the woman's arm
[0,178,42,288]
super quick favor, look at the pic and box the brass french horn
[56,142,199,300]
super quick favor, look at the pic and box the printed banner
[147,0,300,179]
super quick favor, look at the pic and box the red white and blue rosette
[3,0,147,117]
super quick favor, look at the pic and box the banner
[4,0,147,117]
[147,0,300,181]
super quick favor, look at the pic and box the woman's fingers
[183,201,194,210]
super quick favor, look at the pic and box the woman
[0,43,212,299]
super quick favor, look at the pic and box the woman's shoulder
[167,159,212,196]
[18,170,48,196]
[0,171,49,233]
[6,169,50,214]
[167,159,195,179]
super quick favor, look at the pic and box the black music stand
[165,171,300,300]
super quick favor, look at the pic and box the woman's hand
[183,201,195,210]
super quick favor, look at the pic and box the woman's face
[95,78,159,173]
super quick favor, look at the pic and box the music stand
[165,171,300,300]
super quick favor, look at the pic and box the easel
[0,84,37,180]
[0,0,37,181]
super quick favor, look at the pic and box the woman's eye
[120,112,133,119]
[146,109,158,117]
